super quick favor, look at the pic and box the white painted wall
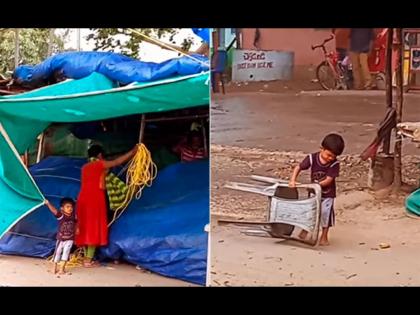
[232,49,294,82]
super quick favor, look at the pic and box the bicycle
[312,35,350,90]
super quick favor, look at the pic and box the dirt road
[211,91,420,155]
[0,255,194,286]
[211,90,420,286]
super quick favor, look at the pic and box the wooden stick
[393,29,403,190]
[201,118,208,157]
[145,113,208,123]
[383,28,394,154]
[36,133,45,163]
[138,114,146,143]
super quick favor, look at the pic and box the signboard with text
[232,49,294,82]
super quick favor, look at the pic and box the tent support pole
[139,114,146,143]
[36,133,45,163]
[14,29,20,68]
[393,28,403,190]
[383,28,394,155]
[201,118,208,157]
[23,151,29,167]
[145,113,208,123]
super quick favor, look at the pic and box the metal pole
[393,28,403,190]
[235,28,241,49]
[205,223,210,287]
[212,30,220,93]
[219,28,225,50]
[382,28,394,155]
[36,133,45,163]
[14,28,20,68]
[77,28,81,51]
[47,28,54,57]
[145,113,208,123]
[138,114,146,143]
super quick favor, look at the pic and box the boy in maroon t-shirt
[289,134,345,246]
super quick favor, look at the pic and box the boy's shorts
[321,198,335,228]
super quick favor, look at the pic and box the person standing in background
[332,28,350,62]
[349,28,376,90]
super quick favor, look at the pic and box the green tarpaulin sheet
[406,188,420,216]
[0,71,209,238]
[0,124,44,238]
[0,72,209,154]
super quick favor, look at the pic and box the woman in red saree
[75,144,137,267]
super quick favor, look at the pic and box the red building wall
[240,28,334,66]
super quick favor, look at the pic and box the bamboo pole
[201,118,208,157]
[14,28,20,68]
[36,133,45,163]
[138,114,146,143]
[393,28,403,190]
[145,113,208,123]
[47,28,55,57]
[382,28,394,154]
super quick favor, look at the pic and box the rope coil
[109,144,157,226]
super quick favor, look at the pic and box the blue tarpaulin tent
[14,51,209,87]
[0,157,209,285]
[0,50,209,285]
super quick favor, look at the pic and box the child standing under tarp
[45,198,77,275]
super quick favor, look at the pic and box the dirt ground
[210,87,420,286]
[221,65,336,94]
[0,255,193,286]
[212,90,420,155]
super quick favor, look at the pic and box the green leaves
[0,29,66,77]
[0,28,197,78]
[88,28,194,59]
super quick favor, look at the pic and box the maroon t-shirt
[299,152,340,198]
[55,212,77,241]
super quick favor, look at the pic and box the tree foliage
[87,28,195,58]
[0,28,68,76]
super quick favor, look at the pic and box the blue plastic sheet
[0,156,209,285]
[14,51,209,86]
[192,28,210,44]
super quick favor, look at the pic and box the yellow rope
[47,247,84,268]
[109,143,157,226]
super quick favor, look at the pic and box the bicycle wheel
[316,61,337,90]
[375,72,386,90]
